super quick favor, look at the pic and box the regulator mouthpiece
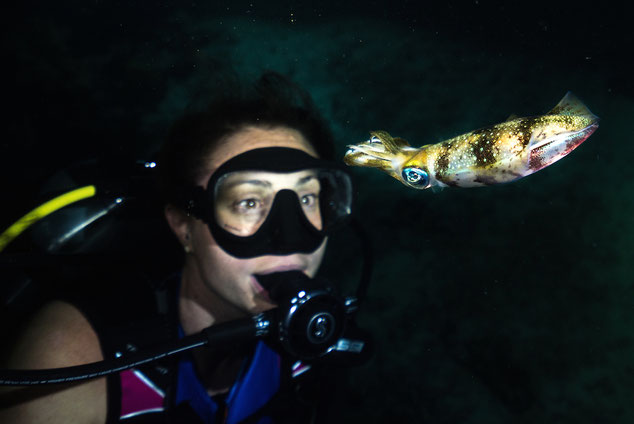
[255,271,346,359]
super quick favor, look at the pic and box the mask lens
[213,169,351,237]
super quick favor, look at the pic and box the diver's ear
[164,204,191,247]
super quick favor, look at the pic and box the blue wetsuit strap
[174,326,281,424]
[225,342,281,424]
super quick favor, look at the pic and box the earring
[183,233,192,253]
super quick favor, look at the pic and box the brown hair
[157,72,335,207]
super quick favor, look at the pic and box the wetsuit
[66,272,334,424]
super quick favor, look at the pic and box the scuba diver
[0,72,371,423]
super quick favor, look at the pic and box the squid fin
[547,91,599,122]
[505,113,519,122]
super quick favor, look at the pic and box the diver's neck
[178,257,249,396]
[178,256,244,336]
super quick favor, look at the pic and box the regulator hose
[0,313,269,385]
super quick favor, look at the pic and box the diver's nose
[269,190,306,251]
[261,189,324,255]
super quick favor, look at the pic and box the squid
[344,92,599,189]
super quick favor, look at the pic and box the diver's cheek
[305,238,328,278]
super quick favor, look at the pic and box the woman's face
[177,126,327,322]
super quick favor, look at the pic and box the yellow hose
[0,185,97,252]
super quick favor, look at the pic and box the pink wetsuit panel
[119,369,165,419]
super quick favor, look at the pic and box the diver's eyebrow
[295,174,318,188]
[221,179,273,190]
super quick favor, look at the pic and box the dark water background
[2,1,633,422]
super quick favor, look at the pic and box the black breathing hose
[0,314,269,385]
[348,217,373,303]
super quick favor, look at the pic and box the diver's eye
[300,193,318,207]
[401,167,430,188]
[234,198,264,213]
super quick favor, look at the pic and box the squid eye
[402,167,430,188]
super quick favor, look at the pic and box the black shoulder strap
[62,271,181,423]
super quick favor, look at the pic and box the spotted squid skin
[414,114,597,188]
[343,92,599,190]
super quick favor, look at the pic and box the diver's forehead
[198,126,318,188]
[218,170,318,190]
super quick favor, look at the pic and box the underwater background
[2,1,633,422]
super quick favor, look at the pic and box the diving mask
[186,147,353,258]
